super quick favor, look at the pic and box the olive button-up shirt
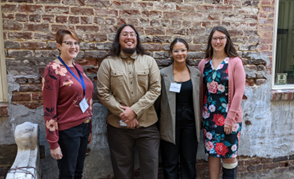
[97,52,161,128]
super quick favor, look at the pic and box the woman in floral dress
[42,29,94,179]
[198,26,245,179]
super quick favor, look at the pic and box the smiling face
[211,30,227,53]
[119,26,137,54]
[57,34,79,60]
[171,42,188,64]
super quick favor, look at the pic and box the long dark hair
[170,38,190,64]
[107,24,148,57]
[205,26,239,59]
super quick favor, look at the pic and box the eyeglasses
[63,41,81,46]
[121,32,137,37]
[212,36,226,42]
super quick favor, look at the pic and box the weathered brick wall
[2,0,294,179]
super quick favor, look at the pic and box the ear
[56,43,61,50]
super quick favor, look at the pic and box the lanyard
[58,56,86,96]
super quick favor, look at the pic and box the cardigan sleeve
[225,58,245,126]
[42,64,60,150]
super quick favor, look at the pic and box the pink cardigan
[198,57,245,126]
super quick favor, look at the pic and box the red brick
[112,1,132,9]
[56,16,68,23]
[81,17,92,24]
[36,0,60,3]
[8,32,32,40]
[273,156,288,162]
[42,15,54,23]
[45,6,69,14]
[2,4,17,12]
[93,17,104,24]
[76,25,99,32]
[29,14,41,22]
[176,4,194,11]
[85,50,107,59]
[119,10,140,17]
[95,8,118,17]
[4,41,20,49]
[154,2,176,11]
[34,33,55,40]
[163,12,182,19]
[196,5,214,11]
[258,45,269,51]
[142,11,162,18]
[259,12,267,18]
[274,167,289,173]
[134,2,153,10]
[260,38,273,44]
[51,25,74,33]
[21,42,47,49]
[262,6,275,12]
[172,21,181,28]
[3,19,23,30]
[75,58,97,66]
[84,34,107,42]
[263,32,273,38]
[246,79,255,86]
[68,16,79,24]
[229,30,244,36]
[62,0,86,5]
[256,79,266,85]
[15,14,28,22]
[183,21,192,28]
[153,36,172,43]
[208,13,221,20]
[19,84,42,92]
[8,50,34,58]
[32,93,42,100]
[87,0,111,7]
[224,0,241,5]
[2,13,14,20]
[12,93,31,101]
[187,28,206,36]
[145,28,165,35]
[71,7,94,15]
[15,102,43,109]
[247,164,263,171]
[116,18,126,26]
[24,24,49,32]
[215,6,233,11]
[189,44,201,51]
[128,19,139,26]
[18,5,43,13]
[142,44,161,51]
[0,103,9,117]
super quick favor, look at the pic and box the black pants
[107,124,160,179]
[161,122,198,179]
[57,122,90,179]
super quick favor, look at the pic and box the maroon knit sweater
[42,61,94,149]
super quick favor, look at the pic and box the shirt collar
[120,51,138,60]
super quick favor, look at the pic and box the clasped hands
[119,106,138,128]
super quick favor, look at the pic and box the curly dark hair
[107,24,148,57]
[205,26,239,59]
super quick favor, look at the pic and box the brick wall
[2,0,291,178]
[1,0,269,108]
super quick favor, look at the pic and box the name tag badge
[79,97,89,113]
[169,83,181,93]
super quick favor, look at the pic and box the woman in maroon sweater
[42,29,94,179]
[198,26,245,179]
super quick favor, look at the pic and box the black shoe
[222,166,238,179]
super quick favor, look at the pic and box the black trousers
[161,122,198,179]
[107,124,160,179]
[57,122,90,179]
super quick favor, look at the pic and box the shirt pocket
[137,70,149,87]
[111,70,124,87]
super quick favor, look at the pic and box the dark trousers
[161,122,198,179]
[57,122,90,179]
[107,124,160,179]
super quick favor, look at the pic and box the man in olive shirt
[97,24,161,179]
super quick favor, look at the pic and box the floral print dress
[202,57,242,158]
